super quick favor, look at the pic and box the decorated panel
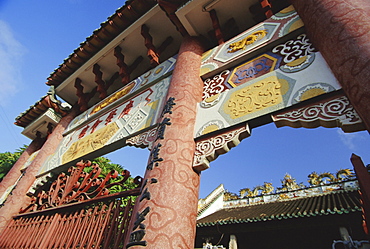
[65,56,176,134]
[195,33,341,138]
[200,5,304,76]
[38,57,176,175]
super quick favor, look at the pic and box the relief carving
[224,77,283,119]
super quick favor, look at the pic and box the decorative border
[272,93,365,132]
[126,126,159,149]
[193,124,251,171]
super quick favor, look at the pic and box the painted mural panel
[65,56,176,134]
[195,34,341,138]
[38,74,173,175]
[200,5,304,76]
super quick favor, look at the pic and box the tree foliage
[0,145,28,181]
[0,146,138,195]
[86,156,138,193]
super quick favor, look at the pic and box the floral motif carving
[193,124,250,171]
[272,94,365,132]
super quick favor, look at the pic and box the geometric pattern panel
[272,92,365,133]
[195,47,341,138]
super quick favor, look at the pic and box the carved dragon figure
[318,172,336,184]
[308,172,320,186]
[336,169,354,181]
[308,169,354,186]
[239,188,252,198]
[224,191,239,201]
[239,182,274,197]
[278,173,302,192]
[228,30,268,53]
[262,182,274,195]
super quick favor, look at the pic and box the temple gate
[0,0,369,248]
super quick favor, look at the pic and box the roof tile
[197,190,361,227]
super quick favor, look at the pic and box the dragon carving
[228,30,268,53]
[227,169,354,200]
[239,182,274,198]
[278,173,303,192]
[308,169,354,186]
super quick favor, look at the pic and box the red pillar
[0,135,45,197]
[290,0,370,131]
[125,36,203,248]
[0,108,78,233]
[351,154,370,239]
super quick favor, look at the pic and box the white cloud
[0,20,26,106]
[336,129,358,150]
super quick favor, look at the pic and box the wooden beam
[141,24,160,67]
[209,9,224,45]
[74,78,96,112]
[114,46,130,85]
[93,64,107,99]
[114,46,143,85]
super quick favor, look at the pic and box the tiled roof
[15,87,71,128]
[46,0,158,87]
[197,190,361,227]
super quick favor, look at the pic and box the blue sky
[0,1,369,199]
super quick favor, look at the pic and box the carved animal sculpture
[262,182,274,195]
[228,30,268,53]
[239,182,274,197]
[308,172,320,186]
[224,191,238,201]
[279,173,300,191]
[318,172,335,184]
[336,169,354,181]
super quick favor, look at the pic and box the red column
[290,0,370,131]
[0,135,45,197]
[124,36,203,248]
[351,154,370,239]
[0,108,78,233]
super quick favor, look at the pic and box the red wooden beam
[114,46,130,85]
[74,78,96,112]
[141,24,160,67]
[209,9,224,45]
[114,46,144,85]
[93,64,107,99]
[260,0,273,18]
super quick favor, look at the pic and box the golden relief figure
[62,122,119,164]
[90,83,135,115]
[228,30,268,53]
[224,76,283,119]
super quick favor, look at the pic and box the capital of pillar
[290,0,370,131]
[124,36,204,248]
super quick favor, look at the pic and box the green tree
[0,145,27,181]
[87,156,138,193]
